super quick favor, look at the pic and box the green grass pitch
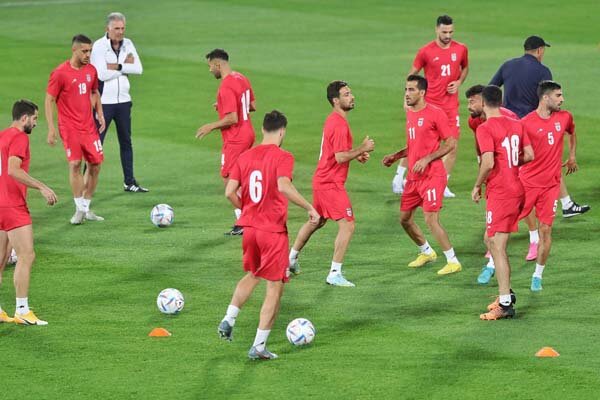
[0,0,599,398]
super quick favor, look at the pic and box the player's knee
[400,214,412,228]
[539,224,552,238]
[68,161,82,172]
[424,213,439,228]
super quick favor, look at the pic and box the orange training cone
[149,327,172,337]
[535,347,559,357]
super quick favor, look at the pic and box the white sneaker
[392,175,406,195]
[85,211,104,221]
[443,187,456,198]
[70,210,85,225]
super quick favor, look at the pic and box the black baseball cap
[524,36,551,50]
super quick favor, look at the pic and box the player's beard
[341,101,355,111]
[23,122,34,134]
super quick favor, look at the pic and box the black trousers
[99,102,135,185]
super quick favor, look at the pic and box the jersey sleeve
[218,86,237,115]
[468,116,478,133]
[229,159,242,182]
[565,113,575,135]
[331,124,351,153]
[476,125,494,154]
[276,152,294,180]
[47,69,62,97]
[412,47,426,71]
[436,109,452,140]
[90,65,99,91]
[8,134,29,160]
[521,124,531,147]
[461,45,469,68]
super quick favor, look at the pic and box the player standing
[472,86,534,320]
[217,111,319,360]
[383,75,461,275]
[519,81,578,291]
[288,81,374,287]
[45,34,105,225]
[393,15,468,198]
[196,49,256,236]
[0,100,58,325]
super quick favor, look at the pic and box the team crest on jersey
[86,74,91,82]
[555,122,561,132]
[418,118,424,127]
[346,208,353,217]
[451,53,457,62]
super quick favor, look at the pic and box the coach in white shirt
[91,12,148,192]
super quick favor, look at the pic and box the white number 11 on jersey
[240,89,251,121]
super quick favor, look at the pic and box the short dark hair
[72,34,92,45]
[206,49,229,61]
[12,99,38,121]
[465,84,485,99]
[326,80,349,106]
[263,110,287,132]
[537,80,561,99]
[482,85,503,108]
[407,74,428,91]
[437,15,453,26]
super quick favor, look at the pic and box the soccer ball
[150,204,174,227]
[156,288,185,314]
[286,318,315,346]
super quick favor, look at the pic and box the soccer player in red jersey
[393,15,469,198]
[196,49,256,236]
[45,34,105,225]
[383,75,461,275]
[519,81,579,292]
[472,86,534,320]
[217,111,319,360]
[0,100,58,325]
[288,81,374,287]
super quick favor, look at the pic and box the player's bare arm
[334,136,375,164]
[7,156,57,205]
[563,132,578,175]
[250,100,256,112]
[471,152,494,203]
[447,66,469,94]
[382,148,408,167]
[91,89,105,132]
[44,93,58,146]
[196,112,238,139]
[413,136,456,173]
[277,177,320,225]
[225,178,242,209]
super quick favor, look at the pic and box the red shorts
[221,140,253,178]
[519,184,560,226]
[400,175,447,212]
[312,187,354,221]
[442,107,460,139]
[60,131,104,164]
[242,227,289,282]
[486,196,524,237]
[0,206,32,231]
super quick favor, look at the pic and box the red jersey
[230,144,294,233]
[476,116,530,199]
[0,127,30,208]
[519,110,575,188]
[469,107,518,156]
[217,71,256,145]
[406,104,451,180]
[312,112,353,190]
[413,40,468,110]
[47,61,99,135]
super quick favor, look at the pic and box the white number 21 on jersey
[240,89,251,121]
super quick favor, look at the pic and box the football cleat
[477,266,495,284]
[531,276,543,292]
[0,311,14,323]
[562,202,590,218]
[70,210,85,225]
[124,182,149,193]
[408,251,437,268]
[525,242,538,261]
[289,259,301,275]
[225,225,243,236]
[480,304,515,320]
[444,186,456,198]
[437,261,462,275]
[13,310,48,326]
[326,273,355,287]
[85,211,104,221]
[217,320,233,341]
[392,175,406,195]
[248,346,278,360]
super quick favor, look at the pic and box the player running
[45,34,105,225]
[383,75,461,275]
[519,81,579,291]
[0,100,58,325]
[196,49,256,236]
[287,81,375,287]
[472,86,534,320]
[217,111,319,360]
[393,15,468,198]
